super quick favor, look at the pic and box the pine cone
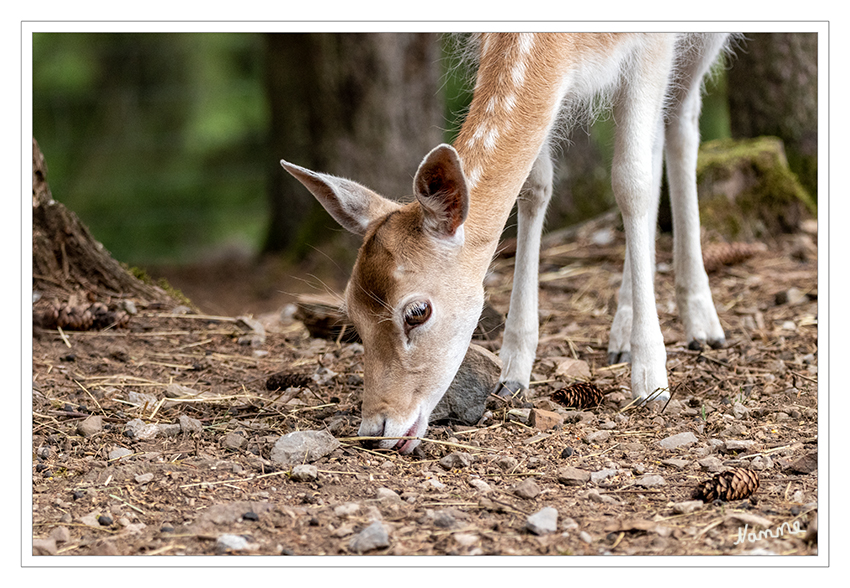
[34,301,129,330]
[702,242,766,273]
[551,382,604,409]
[694,468,760,502]
[266,372,314,391]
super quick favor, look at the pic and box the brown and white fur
[281,33,730,453]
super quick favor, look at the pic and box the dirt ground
[30,213,819,559]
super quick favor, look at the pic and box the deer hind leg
[666,35,727,351]
[609,38,676,401]
[494,140,554,398]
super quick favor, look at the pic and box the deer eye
[402,300,432,331]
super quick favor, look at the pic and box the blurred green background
[32,32,733,268]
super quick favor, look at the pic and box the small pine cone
[694,467,760,502]
[34,303,60,328]
[702,242,766,273]
[551,382,604,409]
[58,303,94,330]
[266,372,313,391]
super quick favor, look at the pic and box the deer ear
[281,160,401,236]
[413,144,469,240]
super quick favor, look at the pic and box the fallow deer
[281,33,730,453]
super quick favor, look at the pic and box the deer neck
[453,33,569,273]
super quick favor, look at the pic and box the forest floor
[31,212,819,559]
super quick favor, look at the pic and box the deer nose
[358,417,386,448]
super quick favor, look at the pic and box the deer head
[281,144,483,453]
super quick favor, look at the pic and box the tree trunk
[727,33,818,199]
[263,33,444,257]
[32,138,174,305]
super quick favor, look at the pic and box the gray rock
[134,472,154,484]
[591,468,618,484]
[32,538,57,556]
[348,521,390,553]
[431,344,501,425]
[584,430,611,444]
[124,418,161,440]
[731,403,750,420]
[495,455,519,472]
[270,430,340,467]
[440,452,473,470]
[634,474,666,487]
[526,507,558,535]
[49,526,70,544]
[108,447,133,461]
[579,531,593,544]
[158,423,181,437]
[468,478,492,493]
[513,478,541,499]
[216,533,253,553]
[290,464,319,482]
[557,466,591,486]
[178,414,203,435]
[586,489,621,504]
[127,391,158,408]
[661,458,690,470]
[698,456,724,471]
[749,455,773,471]
[724,439,757,453]
[222,431,247,450]
[659,431,698,450]
[77,415,103,437]
[375,487,400,502]
[672,500,705,515]
[334,502,361,518]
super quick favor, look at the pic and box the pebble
[634,474,665,487]
[348,521,390,553]
[495,455,518,472]
[529,408,564,430]
[77,415,103,438]
[334,502,361,518]
[584,430,611,444]
[440,452,473,470]
[216,534,254,553]
[468,478,492,493]
[32,538,57,555]
[134,472,154,484]
[108,447,133,461]
[513,478,541,499]
[698,456,724,472]
[222,431,247,450]
[724,439,756,453]
[178,414,203,435]
[659,431,698,450]
[123,418,162,440]
[590,468,618,484]
[661,459,689,470]
[270,430,340,467]
[290,464,319,482]
[731,403,750,420]
[585,489,621,505]
[375,487,401,502]
[49,526,70,543]
[579,531,593,544]
[749,455,773,471]
[526,507,558,535]
[557,466,591,486]
[453,533,479,547]
[671,500,705,515]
